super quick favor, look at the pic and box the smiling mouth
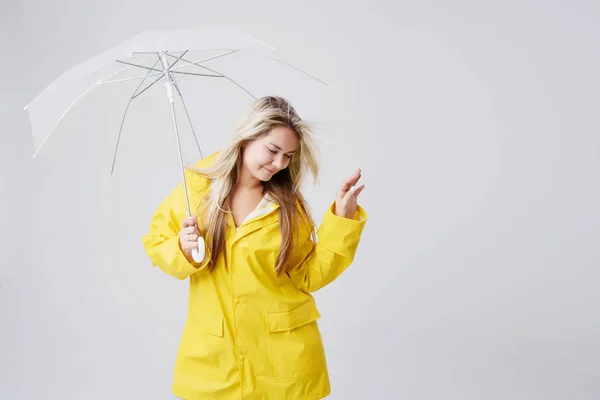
[263,167,275,174]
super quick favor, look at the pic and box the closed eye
[267,146,292,159]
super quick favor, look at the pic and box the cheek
[248,152,271,173]
[257,150,273,167]
[244,146,265,166]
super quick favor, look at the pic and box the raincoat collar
[228,192,280,243]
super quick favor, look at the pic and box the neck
[236,165,263,192]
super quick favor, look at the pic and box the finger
[341,169,362,191]
[180,234,195,245]
[188,233,198,242]
[342,186,356,203]
[181,225,196,234]
[182,217,195,228]
[350,172,362,189]
[342,169,360,189]
[183,237,200,250]
[353,185,366,198]
[344,179,362,197]
[181,242,194,252]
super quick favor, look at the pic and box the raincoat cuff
[326,202,368,223]
[163,236,209,278]
[318,202,367,255]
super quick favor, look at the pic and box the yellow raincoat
[142,152,367,399]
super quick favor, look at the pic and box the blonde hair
[192,96,319,276]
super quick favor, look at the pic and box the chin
[258,166,276,181]
[251,171,270,182]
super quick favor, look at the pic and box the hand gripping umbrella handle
[191,235,205,263]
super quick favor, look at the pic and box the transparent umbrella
[23,27,327,261]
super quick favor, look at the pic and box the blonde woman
[142,96,367,399]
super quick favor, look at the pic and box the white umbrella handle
[191,236,205,263]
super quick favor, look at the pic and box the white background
[1,1,599,399]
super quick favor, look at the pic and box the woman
[142,96,367,399]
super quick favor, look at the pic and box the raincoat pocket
[266,301,326,382]
[178,314,231,382]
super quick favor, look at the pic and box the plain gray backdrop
[1,1,599,399]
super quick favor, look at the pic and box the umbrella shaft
[159,52,175,103]
[170,101,192,217]
[160,51,192,216]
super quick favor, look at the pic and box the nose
[272,155,284,169]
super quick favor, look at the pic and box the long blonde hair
[192,96,319,276]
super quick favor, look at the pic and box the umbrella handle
[191,236,205,263]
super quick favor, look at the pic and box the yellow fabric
[142,151,367,399]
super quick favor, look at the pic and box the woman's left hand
[334,168,365,219]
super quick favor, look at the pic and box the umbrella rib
[173,73,188,86]
[132,57,163,99]
[166,50,188,70]
[98,72,164,85]
[130,49,234,55]
[32,83,98,158]
[166,50,237,73]
[242,50,328,87]
[132,73,165,99]
[221,74,256,99]
[169,77,203,158]
[168,55,226,77]
[170,49,327,87]
[31,47,326,159]
[161,51,222,77]
[162,55,203,158]
[189,64,256,99]
[111,58,162,175]
[30,54,156,158]
[168,55,255,99]
[169,70,223,78]
[115,59,164,74]
[94,54,157,85]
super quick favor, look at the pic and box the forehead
[263,126,298,151]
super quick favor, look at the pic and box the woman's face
[242,126,298,182]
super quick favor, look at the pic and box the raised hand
[334,169,365,219]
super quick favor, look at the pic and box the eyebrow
[269,142,295,154]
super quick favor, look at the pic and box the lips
[263,166,275,174]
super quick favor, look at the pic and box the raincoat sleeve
[141,168,211,280]
[286,202,367,293]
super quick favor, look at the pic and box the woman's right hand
[179,216,201,263]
